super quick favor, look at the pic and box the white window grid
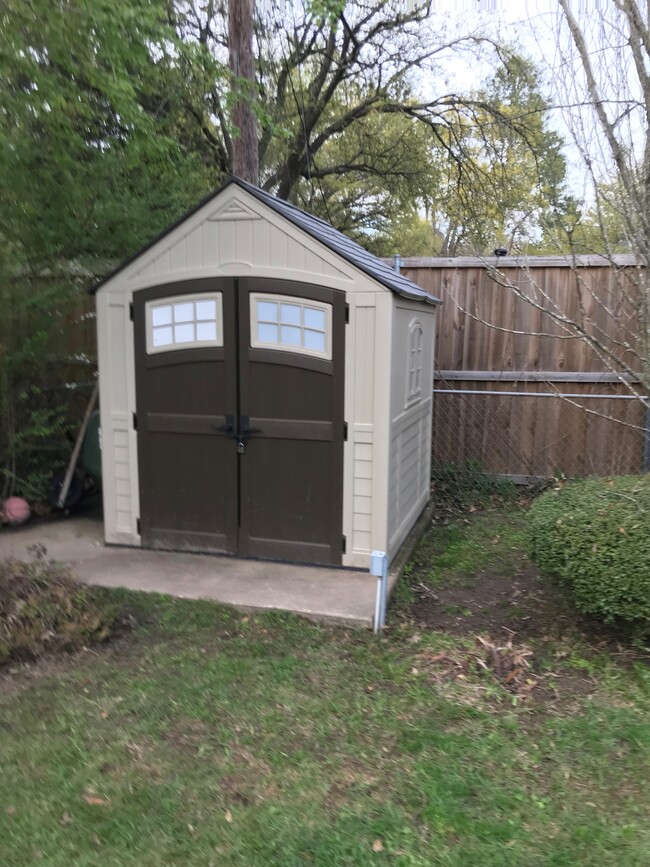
[407,320,424,404]
[250,293,332,360]
[145,293,224,355]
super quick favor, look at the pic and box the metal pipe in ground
[370,551,389,633]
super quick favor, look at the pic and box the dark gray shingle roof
[235,179,439,304]
[90,176,440,304]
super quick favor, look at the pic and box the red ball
[2,497,31,526]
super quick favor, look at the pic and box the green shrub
[527,475,650,631]
[0,546,118,664]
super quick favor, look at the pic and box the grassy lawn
[1,506,650,866]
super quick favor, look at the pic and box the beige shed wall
[386,302,436,559]
[95,184,410,568]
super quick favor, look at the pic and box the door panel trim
[248,348,333,373]
[249,418,332,441]
[145,412,228,435]
[146,527,230,553]
[245,536,335,564]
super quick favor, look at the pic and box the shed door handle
[214,414,235,438]
[239,415,261,444]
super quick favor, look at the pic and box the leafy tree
[0,0,212,267]
[0,0,214,497]
[429,55,569,256]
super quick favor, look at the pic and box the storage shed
[91,178,440,569]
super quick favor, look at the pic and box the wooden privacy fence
[401,256,649,480]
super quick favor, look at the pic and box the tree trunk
[228,0,258,184]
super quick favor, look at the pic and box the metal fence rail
[432,377,649,482]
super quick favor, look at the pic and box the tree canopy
[0,0,572,266]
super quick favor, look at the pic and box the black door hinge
[342,535,347,554]
[345,303,350,323]
[136,517,141,535]
[129,302,134,321]
[343,422,348,441]
[133,412,138,431]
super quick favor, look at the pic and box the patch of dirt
[402,564,623,646]
[162,717,211,755]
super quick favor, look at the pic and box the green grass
[1,515,650,866]
[415,511,529,584]
[392,510,529,608]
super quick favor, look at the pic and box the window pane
[280,325,301,346]
[195,300,216,321]
[153,326,173,347]
[304,307,325,330]
[304,329,325,352]
[174,323,194,343]
[196,321,217,341]
[152,305,172,327]
[258,301,278,322]
[174,302,194,323]
[258,323,279,344]
[280,303,301,325]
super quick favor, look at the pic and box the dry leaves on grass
[416,634,542,700]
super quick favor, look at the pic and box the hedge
[527,475,650,631]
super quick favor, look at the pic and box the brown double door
[133,278,345,565]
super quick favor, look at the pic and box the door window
[145,293,223,354]
[250,294,332,359]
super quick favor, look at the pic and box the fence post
[643,403,650,474]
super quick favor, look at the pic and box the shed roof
[89,177,440,304]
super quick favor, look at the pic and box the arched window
[406,319,423,404]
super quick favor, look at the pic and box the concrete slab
[0,517,376,627]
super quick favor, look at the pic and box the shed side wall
[387,302,436,559]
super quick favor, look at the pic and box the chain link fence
[431,377,649,506]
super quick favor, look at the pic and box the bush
[0,546,118,664]
[528,475,650,632]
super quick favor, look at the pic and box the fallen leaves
[224,809,233,823]
[83,795,110,806]
[82,786,110,807]
[372,839,384,853]
[415,634,542,701]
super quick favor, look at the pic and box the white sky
[421,0,642,200]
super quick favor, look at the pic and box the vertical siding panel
[252,219,271,268]
[235,219,254,264]
[201,221,218,267]
[169,239,186,272]
[219,221,236,262]
[288,236,306,272]
[185,227,203,268]
[153,249,170,277]
[269,224,288,269]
